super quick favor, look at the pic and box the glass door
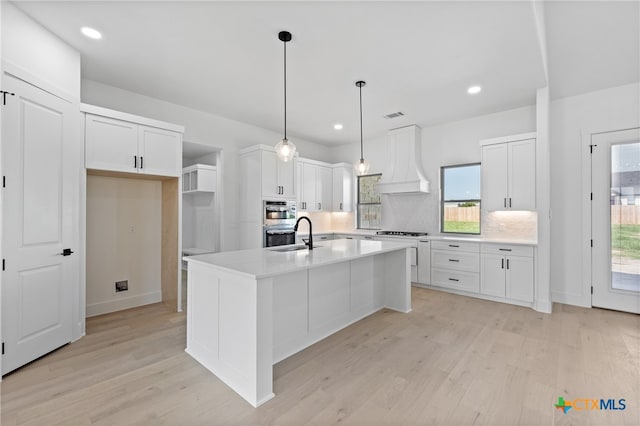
[592,128,640,313]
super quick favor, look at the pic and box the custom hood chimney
[376,125,430,194]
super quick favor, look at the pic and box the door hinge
[590,144,597,154]
[0,90,15,105]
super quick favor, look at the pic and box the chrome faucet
[294,216,313,250]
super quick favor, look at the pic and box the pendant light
[354,80,370,175]
[274,30,296,162]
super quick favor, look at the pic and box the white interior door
[592,128,640,313]
[2,74,78,374]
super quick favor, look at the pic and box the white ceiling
[12,1,639,146]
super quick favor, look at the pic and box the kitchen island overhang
[184,238,414,407]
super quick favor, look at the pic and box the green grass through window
[443,221,480,234]
[612,224,640,259]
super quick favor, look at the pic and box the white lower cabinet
[430,240,480,293]
[480,243,535,304]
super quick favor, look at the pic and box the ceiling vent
[383,111,405,119]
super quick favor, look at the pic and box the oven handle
[266,230,295,235]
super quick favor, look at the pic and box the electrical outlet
[115,280,128,292]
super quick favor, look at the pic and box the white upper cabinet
[183,164,217,193]
[332,164,353,212]
[261,149,296,199]
[481,133,536,211]
[298,160,333,212]
[138,126,182,177]
[85,115,138,173]
[84,106,183,177]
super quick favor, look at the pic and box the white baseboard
[86,291,162,317]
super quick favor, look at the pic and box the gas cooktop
[376,231,429,237]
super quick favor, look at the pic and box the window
[441,163,481,234]
[357,174,382,229]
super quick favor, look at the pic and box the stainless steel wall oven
[263,200,296,247]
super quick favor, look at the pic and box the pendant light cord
[283,38,287,140]
[359,83,364,160]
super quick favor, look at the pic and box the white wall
[81,79,333,251]
[550,82,640,306]
[86,176,162,316]
[1,2,80,100]
[329,105,537,233]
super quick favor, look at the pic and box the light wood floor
[1,288,639,425]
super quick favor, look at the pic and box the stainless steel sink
[269,244,322,252]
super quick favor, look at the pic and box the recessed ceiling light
[333,123,343,130]
[81,27,102,40]
[467,85,482,95]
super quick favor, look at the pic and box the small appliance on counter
[263,200,297,247]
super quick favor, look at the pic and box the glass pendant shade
[275,138,296,162]
[354,158,370,175]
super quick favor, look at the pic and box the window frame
[440,162,481,235]
[357,173,382,230]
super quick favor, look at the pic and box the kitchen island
[184,238,414,407]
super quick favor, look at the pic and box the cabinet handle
[318,203,321,210]
[134,155,137,168]
[506,259,510,269]
[364,236,373,240]
[509,198,512,208]
[140,156,143,169]
[280,186,284,194]
[499,248,512,251]
[504,198,507,208]
[340,202,343,211]
[448,259,460,262]
[448,278,459,282]
[346,237,353,239]
[501,258,504,269]
[448,244,459,248]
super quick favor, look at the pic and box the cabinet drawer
[431,240,479,253]
[431,268,480,293]
[431,249,479,273]
[480,243,534,257]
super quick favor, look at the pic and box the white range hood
[376,125,430,194]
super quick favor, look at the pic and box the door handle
[61,248,74,256]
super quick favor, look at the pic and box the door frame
[582,127,640,309]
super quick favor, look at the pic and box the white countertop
[298,230,537,245]
[185,239,415,279]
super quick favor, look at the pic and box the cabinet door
[316,165,332,211]
[85,114,138,173]
[481,143,509,211]
[508,139,536,210]
[138,126,181,177]
[480,254,506,297]
[301,162,317,211]
[261,150,279,198]
[278,157,296,199]
[505,255,534,303]
[296,161,304,207]
[417,241,431,284]
[332,166,352,212]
